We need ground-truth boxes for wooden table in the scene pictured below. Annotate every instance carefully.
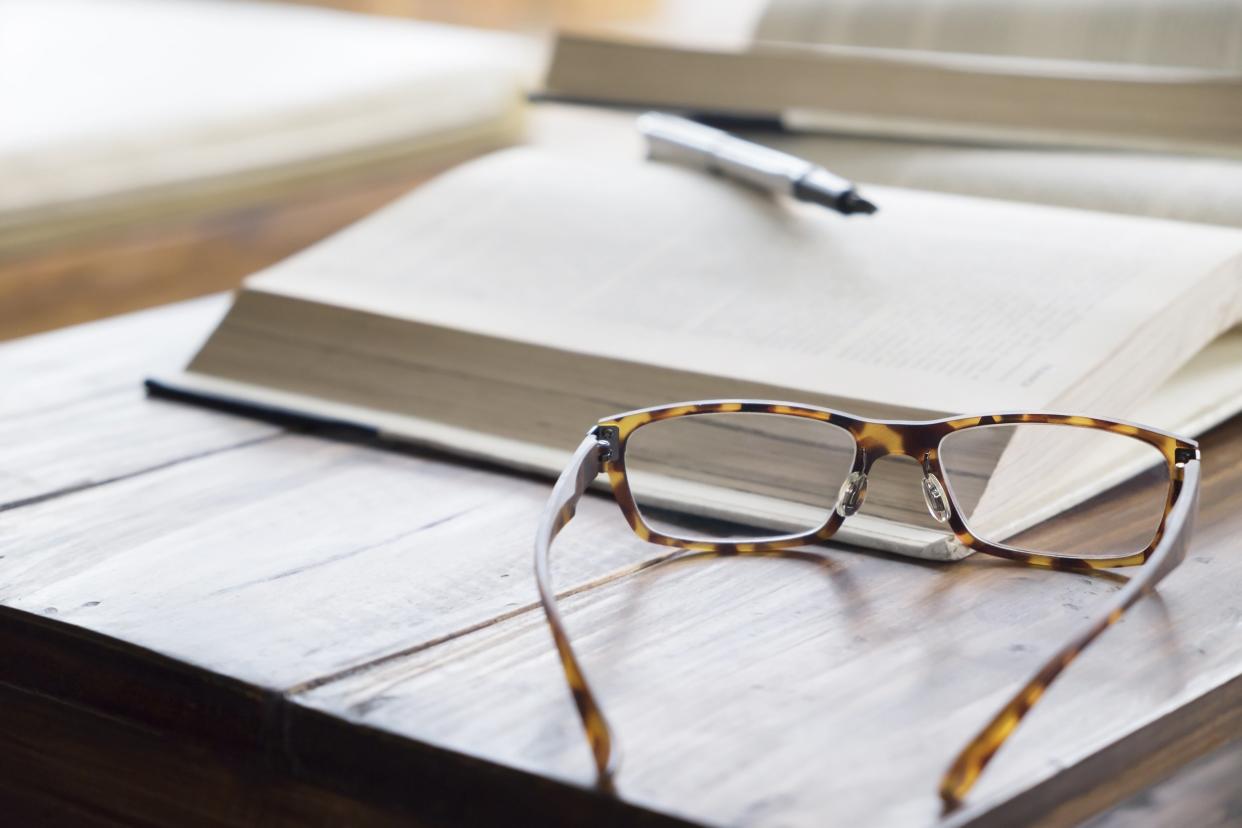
[3,297,1242,827]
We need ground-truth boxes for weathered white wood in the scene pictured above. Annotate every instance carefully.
[295,419,1242,828]
[0,296,279,508]
[0,430,658,689]
[295,542,1234,827]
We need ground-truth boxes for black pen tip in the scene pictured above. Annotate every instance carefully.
[792,178,878,216]
[839,191,878,215]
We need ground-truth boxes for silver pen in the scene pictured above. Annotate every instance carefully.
[637,112,877,216]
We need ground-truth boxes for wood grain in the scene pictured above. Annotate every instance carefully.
[2,301,1242,826]
[0,296,677,689]
[0,613,694,828]
[297,415,1242,827]
[1081,735,1242,828]
[0,173,423,341]
[0,297,280,509]
[0,429,660,689]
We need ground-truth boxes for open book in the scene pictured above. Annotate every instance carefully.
[545,0,1242,235]
[155,146,1242,560]
[546,0,1242,158]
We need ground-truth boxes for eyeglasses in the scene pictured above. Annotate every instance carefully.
[534,400,1200,810]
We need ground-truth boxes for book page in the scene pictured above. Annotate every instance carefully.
[532,103,1242,231]
[756,0,1242,70]
[747,132,1242,230]
[545,34,1242,158]
[246,148,1242,417]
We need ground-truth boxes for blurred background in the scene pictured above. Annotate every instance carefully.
[1,0,749,341]
[5,0,1240,340]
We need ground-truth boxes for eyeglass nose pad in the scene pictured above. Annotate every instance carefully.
[835,470,868,517]
[922,473,952,523]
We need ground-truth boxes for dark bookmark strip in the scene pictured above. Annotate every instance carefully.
[145,378,380,442]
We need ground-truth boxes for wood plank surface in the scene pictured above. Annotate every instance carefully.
[0,172,426,342]
[0,611,695,828]
[0,428,662,688]
[299,417,1242,827]
[1081,734,1242,828]
[0,297,279,509]
[3,301,1242,827]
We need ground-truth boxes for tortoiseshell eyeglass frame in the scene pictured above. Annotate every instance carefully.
[534,400,1200,812]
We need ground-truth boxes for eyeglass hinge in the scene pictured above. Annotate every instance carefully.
[590,425,620,462]
[1174,447,1198,465]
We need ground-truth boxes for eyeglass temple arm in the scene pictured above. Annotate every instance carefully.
[939,458,1201,812]
[534,433,618,786]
